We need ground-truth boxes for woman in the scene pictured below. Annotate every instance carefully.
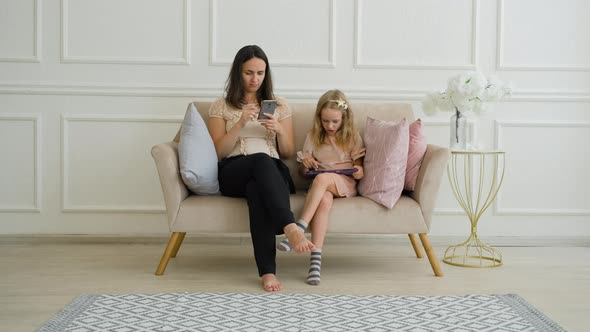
[208,45,315,292]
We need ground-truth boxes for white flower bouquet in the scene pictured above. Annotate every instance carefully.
[422,71,512,151]
[422,71,513,115]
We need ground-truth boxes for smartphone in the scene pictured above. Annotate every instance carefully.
[258,100,277,119]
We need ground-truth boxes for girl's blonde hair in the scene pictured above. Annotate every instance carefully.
[311,89,358,148]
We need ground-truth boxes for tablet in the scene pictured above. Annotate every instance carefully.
[305,168,357,179]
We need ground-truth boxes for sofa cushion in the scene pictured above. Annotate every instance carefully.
[178,103,220,195]
[405,119,427,191]
[358,117,409,209]
[172,194,427,234]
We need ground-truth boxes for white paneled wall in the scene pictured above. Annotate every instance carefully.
[62,0,190,64]
[498,0,590,71]
[211,0,334,67]
[61,114,181,212]
[0,0,589,237]
[0,115,41,212]
[0,0,40,62]
[355,0,477,69]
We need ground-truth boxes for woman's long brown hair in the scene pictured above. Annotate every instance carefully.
[224,45,274,109]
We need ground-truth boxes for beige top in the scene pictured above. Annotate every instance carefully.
[297,132,366,197]
[297,132,366,170]
[208,97,291,158]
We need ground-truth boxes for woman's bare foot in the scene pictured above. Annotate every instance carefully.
[284,223,315,253]
[261,274,282,292]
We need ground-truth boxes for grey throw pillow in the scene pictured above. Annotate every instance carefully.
[178,103,220,195]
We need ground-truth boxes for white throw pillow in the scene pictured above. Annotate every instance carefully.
[178,103,220,195]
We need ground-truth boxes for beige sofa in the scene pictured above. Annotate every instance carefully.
[151,102,449,277]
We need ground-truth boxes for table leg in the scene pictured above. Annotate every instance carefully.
[443,152,505,268]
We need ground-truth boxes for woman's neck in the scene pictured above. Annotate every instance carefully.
[242,93,258,105]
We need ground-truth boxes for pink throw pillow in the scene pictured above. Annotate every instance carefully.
[404,119,427,191]
[358,117,409,209]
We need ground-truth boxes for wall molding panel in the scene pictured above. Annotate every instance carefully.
[61,114,182,213]
[0,82,223,98]
[496,0,590,71]
[494,120,590,216]
[2,82,590,102]
[209,0,335,68]
[0,114,42,212]
[61,0,191,65]
[0,0,41,63]
[354,0,478,70]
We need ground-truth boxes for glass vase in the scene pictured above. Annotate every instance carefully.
[449,109,468,151]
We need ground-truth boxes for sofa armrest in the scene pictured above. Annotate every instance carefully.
[151,142,189,227]
[409,144,450,230]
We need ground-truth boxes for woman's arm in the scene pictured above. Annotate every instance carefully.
[276,117,295,158]
[209,103,258,160]
[208,117,241,160]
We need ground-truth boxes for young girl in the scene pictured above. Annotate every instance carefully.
[278,89,365,285]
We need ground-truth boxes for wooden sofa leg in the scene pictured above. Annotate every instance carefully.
[418,233,444,277]
[171,232,186,258]
[155,232,181,276]
[408,234,424,258]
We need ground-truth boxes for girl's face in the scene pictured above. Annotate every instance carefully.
[241,57,266,94]
[320,107,343,136]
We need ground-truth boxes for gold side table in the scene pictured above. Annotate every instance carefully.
[443,151,506,268]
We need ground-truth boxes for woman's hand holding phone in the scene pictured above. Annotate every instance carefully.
[259,113,283,135]
[258,100,277,120]
[258,100,282,134]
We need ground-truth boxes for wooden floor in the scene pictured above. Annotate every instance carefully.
[1,237,589,331]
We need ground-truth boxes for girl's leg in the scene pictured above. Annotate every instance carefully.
[309,192,334,248]
[306,192,333,286]
[278,174,338,252]
[300,173,339,223]
[307,249,322,286]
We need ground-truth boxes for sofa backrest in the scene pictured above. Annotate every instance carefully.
[182,101,415,190]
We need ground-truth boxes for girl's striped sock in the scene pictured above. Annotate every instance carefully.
[306,249,322,286]
[277,220,307,252]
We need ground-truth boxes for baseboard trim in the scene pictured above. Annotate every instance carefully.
[0,234,588,247]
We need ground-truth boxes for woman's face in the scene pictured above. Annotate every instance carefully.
[241,57,266,94]
[320,107,343,136]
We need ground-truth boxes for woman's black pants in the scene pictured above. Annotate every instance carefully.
[218,153,294,276]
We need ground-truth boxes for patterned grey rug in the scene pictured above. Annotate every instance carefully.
[38,292,565,332]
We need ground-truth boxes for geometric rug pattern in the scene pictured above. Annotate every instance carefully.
[38,292,566,332]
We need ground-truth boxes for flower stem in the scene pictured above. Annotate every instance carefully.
[455,107,460,143]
